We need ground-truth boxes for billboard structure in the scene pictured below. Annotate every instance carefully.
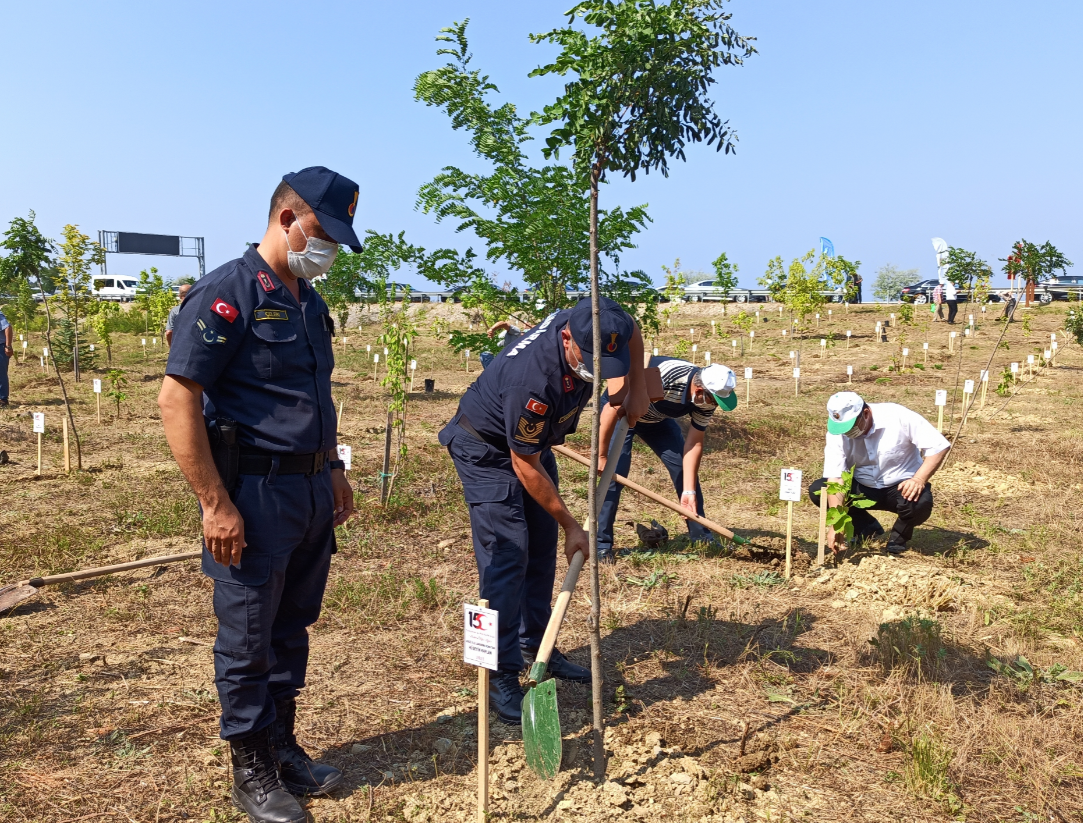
[98,231,206,279]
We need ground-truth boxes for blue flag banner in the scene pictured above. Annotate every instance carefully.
[820,237,834,258]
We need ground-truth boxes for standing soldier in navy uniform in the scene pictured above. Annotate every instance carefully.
[159,167,359,823]
[595,358,738,561]
[440,297,649,723]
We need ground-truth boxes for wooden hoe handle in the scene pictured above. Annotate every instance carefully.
[528,418,629,685]
[21,551,202,588]
[551,444,739,541]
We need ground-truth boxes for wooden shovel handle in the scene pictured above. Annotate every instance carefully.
[533,418,629,670]
[551,444,737,541]
[22,551,202,588]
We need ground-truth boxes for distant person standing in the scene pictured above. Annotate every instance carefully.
[853,271,863,303]
[0,309,11,407]
[942,278,958,324]
[164,283,193,346]
[932,283,944,321]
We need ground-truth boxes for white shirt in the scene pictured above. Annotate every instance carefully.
[941,279,957,300]
[823,402,949,489]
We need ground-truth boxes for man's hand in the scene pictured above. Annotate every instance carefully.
[331,468,355,526]
[898,476,925,502]
[680,490,697,517]
[617,385,650,427]
[203,498,246,566]
[564,523,589,564]
[825,525,846,553]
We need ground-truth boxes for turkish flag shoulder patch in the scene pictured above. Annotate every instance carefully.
[525,398,549,416]
[210,298,239,323]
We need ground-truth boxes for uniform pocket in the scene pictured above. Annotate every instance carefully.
[463,482,510,504]
[251,322,299,379]
[449,432,491,466]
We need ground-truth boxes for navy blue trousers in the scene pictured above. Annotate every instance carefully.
[202,467,335,740]
[0,349,8,402]
[440,421,558,674]
[597,418,712,554]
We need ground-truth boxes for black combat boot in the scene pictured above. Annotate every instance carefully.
[489,670,526,725]
[272,698,344,797]
[521,647,592,684]
[230,728,306,823]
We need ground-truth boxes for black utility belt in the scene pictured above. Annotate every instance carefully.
[238,450,334,476]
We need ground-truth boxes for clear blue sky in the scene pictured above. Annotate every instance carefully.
[2,1,1079,289]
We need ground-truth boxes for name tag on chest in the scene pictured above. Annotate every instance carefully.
[254,309,289,321]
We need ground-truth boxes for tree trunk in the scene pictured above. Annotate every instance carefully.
[73,312,81,382]
[37,291,82,469]
[587,159,606,781]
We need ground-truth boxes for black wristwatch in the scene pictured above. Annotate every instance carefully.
[329,459,346,471]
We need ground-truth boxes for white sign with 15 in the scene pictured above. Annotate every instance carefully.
[778,468,803,502]
[463,604,499,671]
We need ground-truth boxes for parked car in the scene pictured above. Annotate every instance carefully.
[92,275,138,302]
[898,279,941,303]
[682,278,730,302]
[1045,275,1083,301]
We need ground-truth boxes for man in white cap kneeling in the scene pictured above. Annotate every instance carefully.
[810,392,950,554]
[596,360,738,560]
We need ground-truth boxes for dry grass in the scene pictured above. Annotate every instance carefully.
[2,301,1083,821]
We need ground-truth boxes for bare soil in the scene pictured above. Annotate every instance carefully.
[3,300,1083,822]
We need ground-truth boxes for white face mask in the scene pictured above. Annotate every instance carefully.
[569,345,594,382]
[284,219,338,280]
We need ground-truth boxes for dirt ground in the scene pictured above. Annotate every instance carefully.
[2,299,1083,822]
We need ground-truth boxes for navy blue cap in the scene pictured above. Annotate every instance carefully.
[567,296,634,379]
[281,166,363,253]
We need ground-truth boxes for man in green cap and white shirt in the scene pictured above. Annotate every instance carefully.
[809,391,950,554]
[596,361,738,560]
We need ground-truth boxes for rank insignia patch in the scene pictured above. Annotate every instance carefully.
[211,298,238,322]
[525,398,549,415]
[562,374,575,393]
[257,271,275,292]
[515,416,545,444]
[196,318,228,345]
[254,309,288,321]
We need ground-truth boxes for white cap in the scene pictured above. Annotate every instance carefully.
[699,364,738,411]
[826,391,865,434]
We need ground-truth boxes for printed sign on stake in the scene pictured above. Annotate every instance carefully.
[336,444,353,470]
[463,603,499,671]
[744,367,752,379]
[935,390,947,406]
[964,379,975,393]
[779,468,803,502]
[33,412,45,433]
[1011,362,1019,373]
[93,379,102,394]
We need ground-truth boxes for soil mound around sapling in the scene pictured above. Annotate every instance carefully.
[796,553,1011,620]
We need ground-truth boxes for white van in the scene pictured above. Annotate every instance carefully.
[91,275,138,302]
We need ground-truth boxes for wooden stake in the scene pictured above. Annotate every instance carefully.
[37,432,42,476]
[477,597,490,823]
[793,366,800,396]
[380,407,393,505]
[96,392,101,425]
[937,405,944,433]
[337,400,345,431]
[923,342,928,365]
[745,367,751,405]
[980,372,988,408]
[63,416,70,474]
[784,499,794,580]
[816,483,828,567]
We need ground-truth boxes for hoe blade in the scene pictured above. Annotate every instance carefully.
[522,678,561,779]
[0,584,38,613]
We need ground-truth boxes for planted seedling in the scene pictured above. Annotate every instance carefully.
[825,469,876,549]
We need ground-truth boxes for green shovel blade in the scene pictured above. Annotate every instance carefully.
[522,679,562,779]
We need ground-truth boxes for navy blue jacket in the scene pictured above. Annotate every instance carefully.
[166,246,337,454]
